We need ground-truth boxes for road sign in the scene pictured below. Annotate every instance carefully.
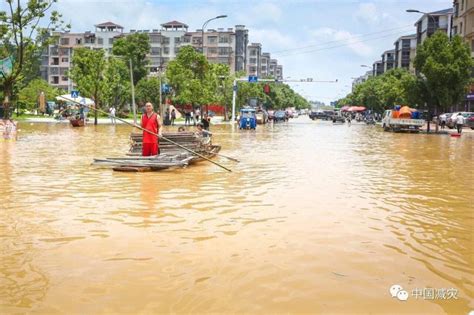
[71,90,79,98]
[161,84,170,93]
[248,75,258,83]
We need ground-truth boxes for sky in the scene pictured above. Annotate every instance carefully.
[6,0,453,104]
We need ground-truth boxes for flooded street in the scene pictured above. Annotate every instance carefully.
[1,117,473,314]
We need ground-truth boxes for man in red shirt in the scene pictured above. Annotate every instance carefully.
[141,102,161,156]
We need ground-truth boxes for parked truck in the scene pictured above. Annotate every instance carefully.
[382,109,424,132]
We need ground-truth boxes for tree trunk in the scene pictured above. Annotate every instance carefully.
[94,94,98,125]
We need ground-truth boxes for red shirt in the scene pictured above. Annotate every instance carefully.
[141,112,159,144]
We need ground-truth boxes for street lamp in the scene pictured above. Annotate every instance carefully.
[360,64,371,68]
[406,9,437,32]
[201,15,227,54]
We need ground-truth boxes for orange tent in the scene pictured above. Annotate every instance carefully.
[398,106,412,119]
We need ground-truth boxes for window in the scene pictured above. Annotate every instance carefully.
[219,36,229,43]
[249,58,257,64]
[183,36,191,43]
[150,47,161,55]
[208,47,217,54]
[460,22,463,35]
[402,39,411,49]
[60,67,68,75]
[161,37,170,44]
[108,38,114,45]
[163,47,169,55]
[59,48,69,55]
[174,47,180,54]
[76,38,82,45]
[51,58,59,65]
[61,57,69,63]
[471,40,474,52]
[250,50,257,56]
[149,35,161,43]
[461,0,465,10]
[51,76,59,84]
[61,76,68,82]
[174,37,181,44]
[98,37,103,45]
[219,47,230,55]
[60,38,70,45]
[207,36,217,44]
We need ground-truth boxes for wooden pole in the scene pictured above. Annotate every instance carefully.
[64,97,233,172]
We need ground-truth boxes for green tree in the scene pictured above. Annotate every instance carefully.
[103,58,130,111]
[112,33,150,85]
[414,31,473,114]
[136,77,161,110]
[0,0,69,119]
[69,48,106,125]
[166,46,209,106]
[18,78,62,110]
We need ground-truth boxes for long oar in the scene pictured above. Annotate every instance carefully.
[65,99,232,172]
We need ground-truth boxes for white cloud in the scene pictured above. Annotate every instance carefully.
[236,2,282,25]
[250,29,294,51]
[310,27,373,57]
[353,3,379,25]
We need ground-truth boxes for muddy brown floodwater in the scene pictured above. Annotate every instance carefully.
[0,117,473,314]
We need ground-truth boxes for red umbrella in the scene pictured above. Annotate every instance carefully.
[340,106,350,112]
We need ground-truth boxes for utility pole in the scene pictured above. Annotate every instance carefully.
[129,58,137,125]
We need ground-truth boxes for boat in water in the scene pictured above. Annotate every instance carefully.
[92,132,221,172]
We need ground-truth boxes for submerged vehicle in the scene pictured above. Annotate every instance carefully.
[239,108,257,130]
[274,110,287,122]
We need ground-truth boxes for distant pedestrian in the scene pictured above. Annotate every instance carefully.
[440,114,447,129]
[109,106,116,125]
[455,113,465,134]
[164,108,171,126]
[185,110,191,126]
[201,114,210,130]
[194,107,200,126]
[171,109,176,126]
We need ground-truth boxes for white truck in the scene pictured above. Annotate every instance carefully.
[382,109,424,132]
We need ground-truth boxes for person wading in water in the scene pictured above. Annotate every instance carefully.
[141,102,162,156]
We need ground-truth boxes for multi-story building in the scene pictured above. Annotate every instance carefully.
[276,65,283,80]
[381,49,395,72]
[394,34,417,72]
[352,70,373,91]
[130,21,188,72]
[415,8,453,44]
[372,60,384,76]
[453,0,474,57]
[453,0,474,111]
[234,25,249,73]
[269,59,278,77]
[260,52,270,77]
[247,43,261,76]
[40,21,280,90]
[184,26,236,72]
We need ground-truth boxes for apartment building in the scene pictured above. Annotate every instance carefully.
[394,34,417,72]
[247,43,262,76]
[276,65,283,80]
[130,21,188,72]
[184,26,237,72]
[415,8,453,44]
[453,0,474,111]
[234,25,249,73]
[453,0,474,58]
[372,60,384,76]
[352,70,373,91]
[268,59,278,77]
[260,52,271,77]
[381,49,395,72]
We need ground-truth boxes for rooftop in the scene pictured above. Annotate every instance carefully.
[95,21,124,29]
[161,20,189,28]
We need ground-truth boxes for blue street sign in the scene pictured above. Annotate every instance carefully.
[248,75,258,83]
[71,90,79,98]
[233,85,238,92]
[161,84,170,93]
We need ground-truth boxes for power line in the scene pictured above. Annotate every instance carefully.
[272,24,414,54]
[275,29,413,57]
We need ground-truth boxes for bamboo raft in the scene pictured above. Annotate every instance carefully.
[92,132,221,172]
